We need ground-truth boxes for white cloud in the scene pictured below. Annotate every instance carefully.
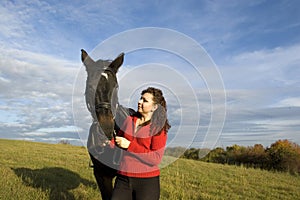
[0,1,32,38]
[21,131,48,137]
[220,44,300,90]
[0,46,79,99]
[37,126,78,134]
[0,45,81,142]
[274,97,300,107]
[0,76,11,83]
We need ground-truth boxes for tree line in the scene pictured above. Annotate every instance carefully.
[165,139,300,175]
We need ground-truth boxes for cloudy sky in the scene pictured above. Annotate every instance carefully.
[1,0,299,149]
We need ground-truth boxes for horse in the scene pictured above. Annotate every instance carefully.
[81,49,134,200]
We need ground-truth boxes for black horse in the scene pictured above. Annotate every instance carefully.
[81,49,134,200]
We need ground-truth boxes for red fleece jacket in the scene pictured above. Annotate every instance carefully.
[116,116,167,178]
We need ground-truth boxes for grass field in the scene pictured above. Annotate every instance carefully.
[0,139,300,200]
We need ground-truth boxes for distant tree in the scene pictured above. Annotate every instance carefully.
[226,144,247,165]
[244,144,269,168]
[183,148,200,160]
[179,139,300,175]
[267,139,300,174]
[58,140,71,145]
[165,147,187,158]
[198,148,211,160]
[201,147,227,164]
[239,144,268,168]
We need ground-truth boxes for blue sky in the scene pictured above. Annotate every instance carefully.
[0,0,300,149]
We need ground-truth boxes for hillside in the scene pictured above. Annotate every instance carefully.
[0,139,300,200]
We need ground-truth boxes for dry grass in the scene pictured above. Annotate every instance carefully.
[1,139,300,200]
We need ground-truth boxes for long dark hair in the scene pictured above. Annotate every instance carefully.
[141,87,171,135]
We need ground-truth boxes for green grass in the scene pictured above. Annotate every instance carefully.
[1,139,300,200]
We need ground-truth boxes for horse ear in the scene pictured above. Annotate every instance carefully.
[109,53,124,73]
[81,49,95,65]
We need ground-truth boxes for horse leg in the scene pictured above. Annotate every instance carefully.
[90,153,116,200]
[93,170,113,200]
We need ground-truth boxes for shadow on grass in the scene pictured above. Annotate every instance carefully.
[13,167,97,200]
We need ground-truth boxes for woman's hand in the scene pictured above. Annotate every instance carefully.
[115,136,131,149]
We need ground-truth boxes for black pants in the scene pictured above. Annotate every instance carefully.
[111,175,160,200]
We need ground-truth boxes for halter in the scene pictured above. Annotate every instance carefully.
[95,102,111,110]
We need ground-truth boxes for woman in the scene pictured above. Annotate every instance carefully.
[111,87,171,200]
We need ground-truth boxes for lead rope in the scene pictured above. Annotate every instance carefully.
[113,129,122,165]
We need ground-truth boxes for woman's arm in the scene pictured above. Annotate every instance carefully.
[127,132,167,166]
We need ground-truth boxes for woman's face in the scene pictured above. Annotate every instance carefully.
[137,92,156,116]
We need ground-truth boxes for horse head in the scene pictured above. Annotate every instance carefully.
[81,49,124,141]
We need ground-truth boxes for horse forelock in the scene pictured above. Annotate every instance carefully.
[101,72,108,80]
